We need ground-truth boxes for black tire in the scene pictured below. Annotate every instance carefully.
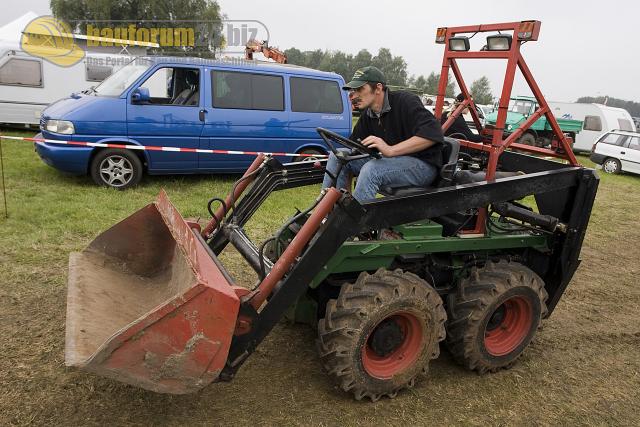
[518,132,537,146]
[445,260,548,373]
[317,268,446,401]
[602,157,621,174]
[90,149,143,189]
[293,148,324,163]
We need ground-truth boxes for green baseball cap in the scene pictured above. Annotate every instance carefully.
[342,66,386,90]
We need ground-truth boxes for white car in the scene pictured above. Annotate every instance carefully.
[590,130,640,175]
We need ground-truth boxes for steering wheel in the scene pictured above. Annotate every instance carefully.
[316,127,381,159]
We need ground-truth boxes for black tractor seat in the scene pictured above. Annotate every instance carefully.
[379,137,522,197]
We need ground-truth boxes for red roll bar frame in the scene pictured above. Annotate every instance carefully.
[433,20,579,234]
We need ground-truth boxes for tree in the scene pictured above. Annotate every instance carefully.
[351,49,373,72]
[303,49,325,70]
[284,47,305,66]
[470,76,493,104]
[421,71,456,97]
[284,47,412,88]
[371,48,407,86]
[50,0,225,57]
[413,75,427,92]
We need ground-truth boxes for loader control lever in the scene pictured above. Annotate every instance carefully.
[316,127,382,159]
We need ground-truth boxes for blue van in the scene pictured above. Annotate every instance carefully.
[35,57,351,188]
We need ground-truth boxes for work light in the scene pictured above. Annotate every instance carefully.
[486,34,512,51]
[448,36,470,51]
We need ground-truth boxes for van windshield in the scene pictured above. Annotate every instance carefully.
[93,58,153,97]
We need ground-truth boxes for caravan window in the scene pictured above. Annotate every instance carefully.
[86,62,113,82]
[583,115,602,131]
[618,119,633,131]
[0,58,42,87]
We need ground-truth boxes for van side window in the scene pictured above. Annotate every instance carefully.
[212,71,284,111]
[290,77,343,114]
[627,137,640,151]
[583,115,602,131]
[618,119,633,131]
[138,67,200,106]
[0,58,42,87]
[86,62,113,82]
[600,133,628,146]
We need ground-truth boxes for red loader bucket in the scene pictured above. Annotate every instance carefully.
[65,190,240,394]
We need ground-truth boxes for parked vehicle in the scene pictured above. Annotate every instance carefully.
[485,95,583,147]
[0,40,132,127]
[35,56,351,188]
[590,129,640,175]
[548,102,636,152]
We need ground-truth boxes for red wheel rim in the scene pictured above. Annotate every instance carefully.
[484,296,533,356]
[362,312,424,379]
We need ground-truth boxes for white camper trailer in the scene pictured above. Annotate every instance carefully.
[0,12,153,127]
[548,102,636,152]
[0,41,135,126]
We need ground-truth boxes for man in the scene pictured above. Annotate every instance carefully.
[440,93,483,142]
[321,66,445,202]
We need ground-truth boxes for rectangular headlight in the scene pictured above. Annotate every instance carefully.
[45,119,75,135]
[449,36,470,51]
[486,35,512,51]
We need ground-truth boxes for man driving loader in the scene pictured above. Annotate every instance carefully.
[321,66,445,201]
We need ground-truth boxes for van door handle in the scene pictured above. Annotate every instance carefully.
[621,151,626,155]
[199,109,207,122]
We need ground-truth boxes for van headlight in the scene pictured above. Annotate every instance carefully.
[45,119,75,135]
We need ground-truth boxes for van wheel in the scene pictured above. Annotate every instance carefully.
[294,148,324,163]
[602,158,621,174]
[90,149,143,189]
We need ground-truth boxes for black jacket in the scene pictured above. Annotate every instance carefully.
[350,90,445,168]
[440,111,483,142]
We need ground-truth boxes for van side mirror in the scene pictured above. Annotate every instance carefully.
[131,87,150,104]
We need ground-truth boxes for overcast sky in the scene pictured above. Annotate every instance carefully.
[4,0,639,102]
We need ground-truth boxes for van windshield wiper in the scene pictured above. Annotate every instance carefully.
[82,86,97,95]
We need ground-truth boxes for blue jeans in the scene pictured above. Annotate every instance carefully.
[321,149,438,202]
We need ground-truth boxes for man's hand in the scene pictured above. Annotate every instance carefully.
[362,135,436,158]
[362,136,395,157]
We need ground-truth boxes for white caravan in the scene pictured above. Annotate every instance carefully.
[548,102,636,153]
[0,12,154,127]
[0,40,135,126]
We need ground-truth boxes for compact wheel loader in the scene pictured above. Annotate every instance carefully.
[64,20,599,401]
